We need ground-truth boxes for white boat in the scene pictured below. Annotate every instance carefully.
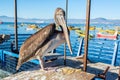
[26,24,39,31]
[96,31,118,40]
[35,21,44,23]
[26,27,34,31]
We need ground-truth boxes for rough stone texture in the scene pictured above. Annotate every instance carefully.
[86,63,119,80]
[2,55,120,80]
[3,67,95,80]
[0,69,11,80]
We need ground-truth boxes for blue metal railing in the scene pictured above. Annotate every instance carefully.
[0,34,39,73]
[0,34,120,73]
[0,33,77,73]
[77,38,120,66]
[0,50,39,73]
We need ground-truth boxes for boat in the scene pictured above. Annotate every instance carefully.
[26,24,41,31]
[96,31,118,40]
[26,27,34,31]
[35,21,44,24]
[75,30,94,39]
[75,30,84,33]
[68,26,81,31]
[20,23,26,27]
[105,29,115,34]
[89,26,96,30]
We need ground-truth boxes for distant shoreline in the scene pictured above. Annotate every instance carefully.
[1,16,120,24]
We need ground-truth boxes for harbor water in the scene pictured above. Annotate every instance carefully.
[0,22,120,79]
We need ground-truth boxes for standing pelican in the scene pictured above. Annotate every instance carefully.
[16,8,72,70]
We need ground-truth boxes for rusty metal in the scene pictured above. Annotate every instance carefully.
[64,43,66,65]
[14,0,18,53]
[83,0,91,71]
[96,66,110,79]
[66,0,68,21]
[64,0,68,65]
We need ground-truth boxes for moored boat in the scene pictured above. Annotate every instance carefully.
[75,30,94,39]
[96,31,118,40]
[68,26,81,31]
[26,24,41,31]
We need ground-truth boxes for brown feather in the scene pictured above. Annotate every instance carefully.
[16,8,72,70]
[17,23,56,66]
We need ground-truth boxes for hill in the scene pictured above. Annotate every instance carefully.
[0,16,120,24]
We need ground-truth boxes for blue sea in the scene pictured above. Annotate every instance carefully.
[0,22,120,65]
[0,22,120,36]
[1,22,120,79]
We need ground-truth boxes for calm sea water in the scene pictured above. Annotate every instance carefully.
[0,22,120,79]
[0,22,120,35]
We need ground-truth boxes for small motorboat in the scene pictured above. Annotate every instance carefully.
[96,31,117,40]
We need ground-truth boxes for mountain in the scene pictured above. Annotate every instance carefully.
[0,16,120,24]
[90,17,120,24]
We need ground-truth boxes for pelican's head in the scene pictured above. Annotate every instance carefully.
[54,8,72,54]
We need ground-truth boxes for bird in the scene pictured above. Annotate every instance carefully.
[16,8,73,71]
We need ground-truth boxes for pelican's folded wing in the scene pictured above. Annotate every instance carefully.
[19,23,55,62]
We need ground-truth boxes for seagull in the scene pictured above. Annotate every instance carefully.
[16,8,72,70]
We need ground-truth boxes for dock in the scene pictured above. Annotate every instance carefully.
[2,55,119,80]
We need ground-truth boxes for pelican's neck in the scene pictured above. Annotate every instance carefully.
[59,25,70,35]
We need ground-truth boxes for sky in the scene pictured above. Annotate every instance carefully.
[0,0,120,19]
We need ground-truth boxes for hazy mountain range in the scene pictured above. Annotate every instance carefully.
[0,15,120,24]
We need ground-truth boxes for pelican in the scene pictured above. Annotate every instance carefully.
[16,8,72,70]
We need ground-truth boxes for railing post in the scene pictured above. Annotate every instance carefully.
[14,0,18,53]
[51,49,56,54]
[1,50,5,68]
[77,37,84,56]
[111,41,118,66]
[83,0,91,72]
[0,50,2,61]
[64,0,68,66]
[0,50,3,68]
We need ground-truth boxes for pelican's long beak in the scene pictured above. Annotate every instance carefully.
[56,15,73,54]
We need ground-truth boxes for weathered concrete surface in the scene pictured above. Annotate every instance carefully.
[2,55,120,80]
[3,67,95,80]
